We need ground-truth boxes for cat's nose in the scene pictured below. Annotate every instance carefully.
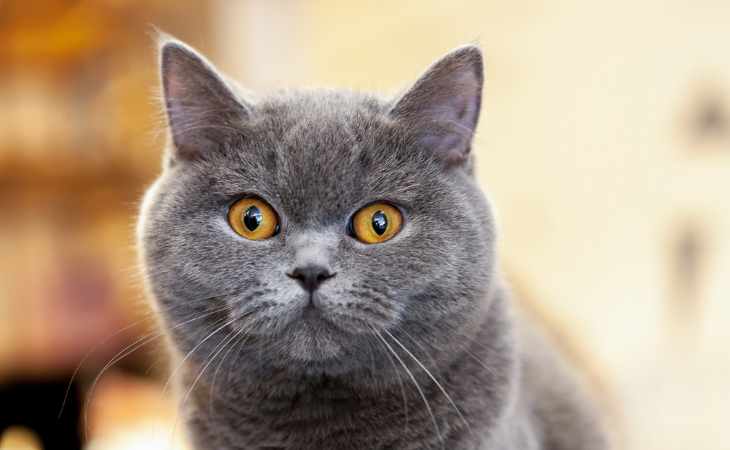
[287,265,335,293]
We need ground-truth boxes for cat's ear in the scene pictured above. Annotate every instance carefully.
[159,38,250,163]
[389,44,483,168]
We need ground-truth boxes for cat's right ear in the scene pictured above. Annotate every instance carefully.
[389,44,483,169]
[159,38,250,163]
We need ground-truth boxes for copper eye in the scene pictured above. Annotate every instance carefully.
[228,198,278,239]
[351,203,403,243]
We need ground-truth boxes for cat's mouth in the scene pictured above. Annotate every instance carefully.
[227,290,397,362]
[300,291,325,320]
[227,292,348,337]
[289,295,358,339]
[225,277,401,348]
[301,304,321,319]
[267,296,352,361]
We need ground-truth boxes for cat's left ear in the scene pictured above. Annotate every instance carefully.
[389,44,483,169]
[160,37,251,163]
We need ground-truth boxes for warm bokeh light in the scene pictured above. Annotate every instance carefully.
[0,426,43,450]
[1,1,729,449]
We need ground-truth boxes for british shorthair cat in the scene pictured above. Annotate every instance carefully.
[137,36,608,450]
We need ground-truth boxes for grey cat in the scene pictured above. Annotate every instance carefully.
[137,37,608,450]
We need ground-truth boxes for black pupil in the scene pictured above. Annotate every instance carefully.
[372,211,388,236]
[243,206,262,232]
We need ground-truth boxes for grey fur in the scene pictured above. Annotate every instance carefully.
[138,38,608,450]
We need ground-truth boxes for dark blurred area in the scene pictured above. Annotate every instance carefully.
[0,0,211,447]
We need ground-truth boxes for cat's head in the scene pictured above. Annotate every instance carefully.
[139,38,496,370]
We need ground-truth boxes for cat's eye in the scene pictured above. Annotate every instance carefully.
[350,203,403,243]
[228,198,279,240]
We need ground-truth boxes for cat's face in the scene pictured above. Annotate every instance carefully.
[139,40,495,369]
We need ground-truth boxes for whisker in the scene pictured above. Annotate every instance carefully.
[370,331,409,439]
[154,304,262,447]
[210,332,247,440]
[396,325,446,386]
[364,333,377,379]
[383,329,475,442]
[84,304,228,440]
[171,329,240,450]
[60,302,184,418]
[92,305,227,384]
[410,318,506,380]
[152,315,229,447]
[460,334,509,361]
[144,311,234,377]
[408,318,527,427]
[374,330,444,450]
[412,321,505,381]
[227,333,248,388]
[152,307,256,445]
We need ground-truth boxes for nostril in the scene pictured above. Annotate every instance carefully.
[288,266,335,293]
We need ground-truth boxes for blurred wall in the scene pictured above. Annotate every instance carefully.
[0,0,212,380]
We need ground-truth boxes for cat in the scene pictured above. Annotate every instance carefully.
[137,36,609,450]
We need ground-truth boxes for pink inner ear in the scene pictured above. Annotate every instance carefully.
[160,42,249,162]
[163,91,207,161]
[389,46,483,167]
[406,75,481,166]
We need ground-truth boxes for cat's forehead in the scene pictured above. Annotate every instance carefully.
[211,88,429,223]
[253,88,389,141]
[251,88,392,168]
[256,88,387,114]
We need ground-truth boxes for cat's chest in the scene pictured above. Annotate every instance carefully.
[188,374,478,450]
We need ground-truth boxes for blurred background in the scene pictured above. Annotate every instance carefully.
[1,0,729,449]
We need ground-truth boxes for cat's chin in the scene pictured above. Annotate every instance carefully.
[278,319,345,362]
